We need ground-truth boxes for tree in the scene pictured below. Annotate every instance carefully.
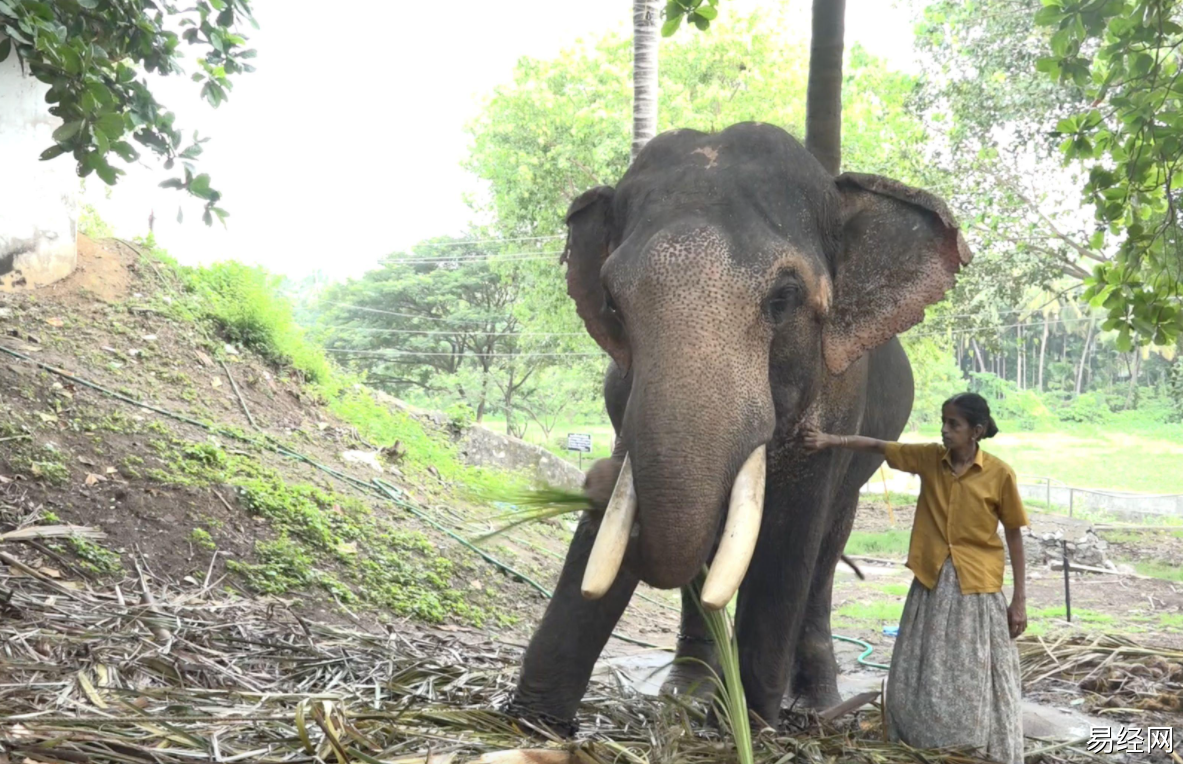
[1034,0,1183,349]
[805,0,846,174]
[315,235,565,431]
[0,0,256,223]
[633,0,660,160]
[912,0,1096,296]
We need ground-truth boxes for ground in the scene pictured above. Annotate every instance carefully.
[0,237,678,643]
[2,238,1181,762]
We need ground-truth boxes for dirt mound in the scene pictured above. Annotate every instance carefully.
[0,240,678,644]
[30,234,137,305]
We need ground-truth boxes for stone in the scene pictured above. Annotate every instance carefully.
[341,450,384,473]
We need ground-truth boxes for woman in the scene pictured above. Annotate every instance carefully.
[803,392,1027,764]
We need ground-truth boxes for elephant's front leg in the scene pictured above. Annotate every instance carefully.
[659,579,721,700]
[789,489,861,709]
[734,483,833,725]
[508,510,638,735]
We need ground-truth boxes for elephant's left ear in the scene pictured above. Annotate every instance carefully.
[822,172,973,375]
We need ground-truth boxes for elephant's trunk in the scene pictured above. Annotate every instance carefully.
[582,350,774,600]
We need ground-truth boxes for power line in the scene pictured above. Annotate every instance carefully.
[402,234,564,248]
[381,250,563,264]
[326,348,604,359]
[322,303,501,325]
[325,326,587,337]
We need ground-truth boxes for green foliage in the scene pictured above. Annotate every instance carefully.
[968,372,1056,431]
[146,433,499,625]
[1034,0,1183,348]
[661,0,721,36]
[1057,391,1111,424]
[189,528,216,551]
[901,335,967,429]
[181,260,333,383]
[326,386,527,497]
[879,582,912,597]
[66,537,122,575]
[313,237,562,428]
[78,203,113,239]
[1170,358,1183,422]
[0,0,254,222]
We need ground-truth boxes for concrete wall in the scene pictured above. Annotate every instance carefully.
[460,425,587,491]
[0,56,78,291]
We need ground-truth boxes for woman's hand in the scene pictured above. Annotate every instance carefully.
[802,426,836,452]
[1007,596,1027,639]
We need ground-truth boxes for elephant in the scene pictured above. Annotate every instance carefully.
[505,121,972,733]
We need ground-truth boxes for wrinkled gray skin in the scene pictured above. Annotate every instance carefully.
[507,122,971,731]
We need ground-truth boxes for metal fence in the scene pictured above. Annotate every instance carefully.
[858,468,1183,521]
[1015,476,1183,520]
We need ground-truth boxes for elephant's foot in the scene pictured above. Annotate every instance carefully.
[502,694,579,739]
[785,636,842,711]
[660,636,720,701]
[783,678,842,711]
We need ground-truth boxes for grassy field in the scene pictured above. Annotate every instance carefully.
[902,421,1183,494]
[485,416,1183,495]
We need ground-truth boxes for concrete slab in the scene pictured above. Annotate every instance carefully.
[594,650,1127,742]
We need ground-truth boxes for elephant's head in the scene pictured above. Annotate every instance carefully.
[564,122,970,604]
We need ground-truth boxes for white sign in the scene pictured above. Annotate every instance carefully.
[566,433,592,453]
[1087,725,1173,754]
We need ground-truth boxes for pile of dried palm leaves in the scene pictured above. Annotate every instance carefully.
[0,529,1157,764]
[0,539,1001,764]
[1019,633,1183,718]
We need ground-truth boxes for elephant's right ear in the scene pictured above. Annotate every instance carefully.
[562,186,630,372]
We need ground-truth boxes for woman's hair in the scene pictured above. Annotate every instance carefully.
[943,392,1000,439]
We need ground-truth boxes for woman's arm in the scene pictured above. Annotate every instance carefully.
[802,426,891,455]
[1004,527,1027,639]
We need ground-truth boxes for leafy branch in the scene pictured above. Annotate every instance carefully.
[0,0,257,225]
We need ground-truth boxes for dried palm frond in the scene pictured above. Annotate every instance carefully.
[467,488,590,544]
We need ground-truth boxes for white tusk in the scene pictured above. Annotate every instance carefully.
[701,445,766,611]
[581,453,637,600]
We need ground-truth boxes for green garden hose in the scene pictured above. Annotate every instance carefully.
[831,633,890,670]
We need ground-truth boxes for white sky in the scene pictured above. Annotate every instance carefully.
[82,0,917,281]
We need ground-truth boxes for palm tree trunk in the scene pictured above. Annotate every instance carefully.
[632,0,660,161]
[1037,316,1049,391]
[805,0,846,174]
[1075,318,1095,396]
[1017,323,1024,389]
[971,338,986,374]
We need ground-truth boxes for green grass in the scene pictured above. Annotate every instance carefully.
[1133,561,1183,582]
[143,435,504,625]
[1024,606,1115,637]
[903,423,1183,493]
[1157,613,1183,630]
[879,582,912,597]
[836,600,905,623]
[843,529,911,557]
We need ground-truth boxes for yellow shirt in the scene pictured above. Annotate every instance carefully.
[884,443,1028,594]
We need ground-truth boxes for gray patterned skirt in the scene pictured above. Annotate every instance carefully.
[884,557,1023,764]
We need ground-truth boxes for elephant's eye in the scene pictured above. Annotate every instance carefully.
[604,290,622,319]
[767,283,802,324]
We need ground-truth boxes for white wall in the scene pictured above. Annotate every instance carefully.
[0,55,78,291]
